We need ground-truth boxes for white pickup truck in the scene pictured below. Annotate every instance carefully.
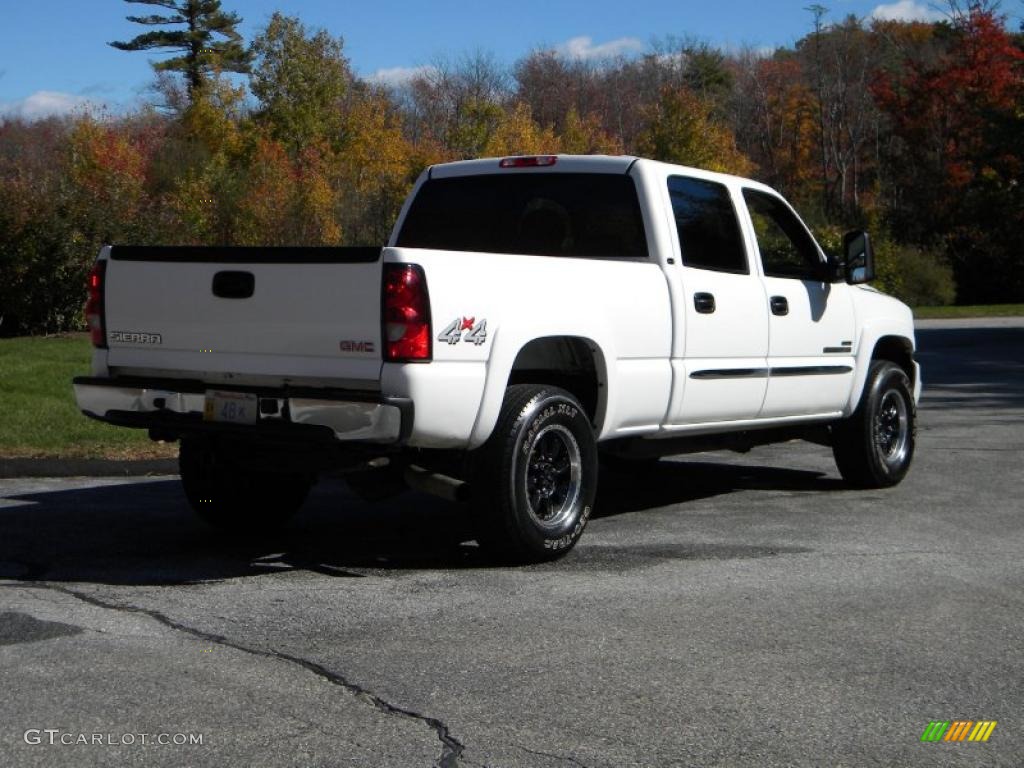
[75,154,920,561]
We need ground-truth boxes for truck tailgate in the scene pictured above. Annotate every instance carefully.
[103,246,383,384]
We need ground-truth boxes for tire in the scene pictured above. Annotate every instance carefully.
[179,438,313,532]
[473,385,598,563]
[832,360,916,488]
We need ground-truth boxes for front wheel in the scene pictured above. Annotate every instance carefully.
[473,385,598,563]
[832,361,916,488]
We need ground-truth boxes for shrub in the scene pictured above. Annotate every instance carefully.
[881,243,956,307]
[814,225,954,307]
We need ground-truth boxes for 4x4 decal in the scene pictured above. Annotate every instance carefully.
[438,317,488,346]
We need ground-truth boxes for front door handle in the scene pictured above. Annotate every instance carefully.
[694,292,716,314]
[770,296,789,316]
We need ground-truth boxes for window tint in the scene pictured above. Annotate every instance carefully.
[396,173,648,259]
[743,189,823,279]
[667,176,747,273]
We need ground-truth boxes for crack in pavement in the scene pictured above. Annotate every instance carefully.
[7,580,465,768]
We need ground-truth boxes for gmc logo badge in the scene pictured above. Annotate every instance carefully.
[339,340,375,353]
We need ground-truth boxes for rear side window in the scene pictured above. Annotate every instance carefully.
[667,175,748,274]
[396,173,648,259]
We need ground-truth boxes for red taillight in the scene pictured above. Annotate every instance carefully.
[84,260,107,349]
[499,155,557,168]
[382,263,431,362]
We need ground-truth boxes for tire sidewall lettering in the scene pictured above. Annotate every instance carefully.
[511,394,594,548]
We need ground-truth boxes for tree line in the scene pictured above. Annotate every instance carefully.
[1,0,1022,335]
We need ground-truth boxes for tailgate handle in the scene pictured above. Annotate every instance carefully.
[212,271,255,299]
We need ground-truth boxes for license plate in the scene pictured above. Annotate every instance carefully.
[203,390,258,425]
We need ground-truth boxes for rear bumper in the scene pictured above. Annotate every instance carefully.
[73,376,412,445]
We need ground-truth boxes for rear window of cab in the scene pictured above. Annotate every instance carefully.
[396,173,649,259]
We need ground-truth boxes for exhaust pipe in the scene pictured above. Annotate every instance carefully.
[403,465,469,503]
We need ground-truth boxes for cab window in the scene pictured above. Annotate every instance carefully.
[667,176,748,274]
[743,189,823,280]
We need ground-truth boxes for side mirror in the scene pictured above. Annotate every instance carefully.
[843,230,875,285]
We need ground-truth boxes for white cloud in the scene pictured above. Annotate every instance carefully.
[366,65,437,88]
[870,1,944,22]
[554,36,645,61]
[0,90,94,120]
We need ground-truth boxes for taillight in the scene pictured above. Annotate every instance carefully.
[382,263,431,362]
[499,155,557,168]
[84,260,107,349]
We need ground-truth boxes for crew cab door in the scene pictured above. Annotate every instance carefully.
[740,189,856,417]
[665,175,769,424]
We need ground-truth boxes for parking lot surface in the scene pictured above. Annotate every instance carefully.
[1,319,1022,767]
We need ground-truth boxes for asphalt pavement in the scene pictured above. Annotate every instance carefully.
[1,318,1022,767]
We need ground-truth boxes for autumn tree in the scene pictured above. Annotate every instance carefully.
[638,87,754,175]
[249,13,353,153]
[795,15,881,216]
[732,51,817,197]
[406,52,510,157]
[558,107,622,155]
[110,0,250,102]
[336,91,417,244]
[482,102,558,157]
[870,4,1024,300]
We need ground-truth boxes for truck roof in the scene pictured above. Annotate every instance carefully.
[426,154,776,195]
[428,154,638,178]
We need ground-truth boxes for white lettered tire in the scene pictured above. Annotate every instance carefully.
[474,385,598,562]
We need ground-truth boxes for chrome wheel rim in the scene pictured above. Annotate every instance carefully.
[524,424,582,530]
[874,389,909,467]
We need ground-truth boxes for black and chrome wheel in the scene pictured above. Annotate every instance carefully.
[832,360,916,488]
[474,385,598,562]
[179,438,314,532]
[525,423,583,530]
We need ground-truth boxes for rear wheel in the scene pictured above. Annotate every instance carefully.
[832,361,916,488]
[474,385,598,563]
[179,438,313,532]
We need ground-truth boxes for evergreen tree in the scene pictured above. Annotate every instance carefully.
[110,0,251,101]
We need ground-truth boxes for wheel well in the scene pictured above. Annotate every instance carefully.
[872,336,915,386]
[507,337,603,427]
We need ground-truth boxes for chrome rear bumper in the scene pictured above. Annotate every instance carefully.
[73,377,409,444]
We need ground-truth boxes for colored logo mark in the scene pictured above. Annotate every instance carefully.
[920,720,997,742]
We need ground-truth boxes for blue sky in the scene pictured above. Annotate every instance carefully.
[0,0,955,118]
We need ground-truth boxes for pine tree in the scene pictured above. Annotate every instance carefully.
[110,0,251,101]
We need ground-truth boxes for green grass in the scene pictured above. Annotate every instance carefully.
[913,304,1024,319]
[0,334,175,459]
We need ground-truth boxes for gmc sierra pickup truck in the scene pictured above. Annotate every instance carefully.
[75,154,920,562]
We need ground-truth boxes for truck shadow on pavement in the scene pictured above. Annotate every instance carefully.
[0,460,830,585]
[595,459,842,517]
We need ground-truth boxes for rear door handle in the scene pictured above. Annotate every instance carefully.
[693,292,716,314]
[770,296,789,316]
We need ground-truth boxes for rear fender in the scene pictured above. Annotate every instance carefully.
[468,329,615,450]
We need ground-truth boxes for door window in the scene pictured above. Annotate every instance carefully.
[743,189,823,280]
[667,176,747,274]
